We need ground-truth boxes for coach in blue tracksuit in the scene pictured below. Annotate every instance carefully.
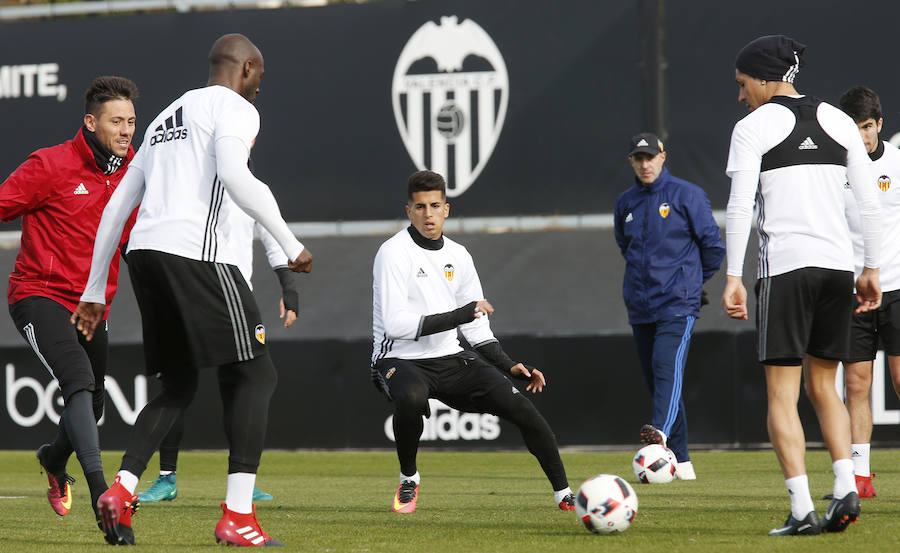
[613,133,725,480]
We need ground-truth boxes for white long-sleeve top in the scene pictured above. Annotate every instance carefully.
[372,227,495,364]
[82,85,302,304]
[724,96,880,279]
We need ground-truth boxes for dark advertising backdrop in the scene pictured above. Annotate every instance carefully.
[4,336,899,449]
[3,1,900,449]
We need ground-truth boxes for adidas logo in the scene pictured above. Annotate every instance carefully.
[636,139,649,147]
[798,136,818,150]
[416,268,427,278]
[73,183,89,195]
[234,525,266,546]
[625,213,633,223]
[150,106,188,146]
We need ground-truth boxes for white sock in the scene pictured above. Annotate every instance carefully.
[116,470,139,494]
[832,459,855,499]
[226,472,256,514]
[851,443,870,477]
[553,487,572,504]
[785,475,814,520]
[159,470,174,477]
[400,472,420,485]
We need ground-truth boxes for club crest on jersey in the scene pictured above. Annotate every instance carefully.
[443,263,455,281]
[392,15,509,198]
[659,203,670,218]
[255,324,265,344]
[878,174,891,191]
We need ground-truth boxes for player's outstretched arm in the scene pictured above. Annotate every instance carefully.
[417,299,493,338]
[474,339,546,393]
[215,136,309,271]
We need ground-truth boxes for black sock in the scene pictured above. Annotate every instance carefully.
[86,470,108,517]
[62,390,109,501]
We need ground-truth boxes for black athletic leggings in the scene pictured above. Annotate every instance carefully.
[9,296,108,471]
[383,356,569,492]
[121,354,277,477]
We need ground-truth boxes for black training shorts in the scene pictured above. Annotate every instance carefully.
[127,249,266,373]
[755,267,853,365]
[371,350,514,413]
[844,288,900,363]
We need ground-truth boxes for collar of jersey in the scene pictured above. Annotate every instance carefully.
[635,166,670,192]
[407,225,444,250]
[870,140,885,162]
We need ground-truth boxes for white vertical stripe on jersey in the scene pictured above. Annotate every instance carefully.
[202,176,225,262]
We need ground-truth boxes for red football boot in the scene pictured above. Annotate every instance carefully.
[214,502,284,546]
[36,444,73,516]
[96,476,140,545]
[558,493,576,511]
[392,480,418,514]
[856,474,876,498]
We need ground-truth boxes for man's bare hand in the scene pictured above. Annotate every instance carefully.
[856,267,882,314]
[288,248,313,273]
[279,298,298,328]
[474,299,494,318]
[722,275,748,320]
[511,363,546,393]
[70,301,105,341]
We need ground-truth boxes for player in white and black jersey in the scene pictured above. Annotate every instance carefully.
[835,86,900,499]
[136,206,299,504]
[73,34,311,547]
[371,170,575,514]
[722,35,881,536]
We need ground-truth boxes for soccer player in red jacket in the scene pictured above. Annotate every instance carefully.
[0,76,138,530]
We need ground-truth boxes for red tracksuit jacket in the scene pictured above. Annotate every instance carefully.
[0,128,136,318]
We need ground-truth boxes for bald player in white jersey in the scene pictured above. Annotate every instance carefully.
[722,35,881,536]
[371,170,575,515]
[836,86,900,499]
[137,206,300,504]
[73,33,311,546]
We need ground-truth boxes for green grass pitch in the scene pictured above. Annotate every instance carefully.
[1,449,899,552]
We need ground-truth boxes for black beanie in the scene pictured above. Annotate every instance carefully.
[735,35,806,83]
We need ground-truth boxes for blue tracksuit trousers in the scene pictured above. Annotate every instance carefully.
[631,315,695,462]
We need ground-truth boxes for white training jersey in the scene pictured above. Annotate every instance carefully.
[227,202,289,290]
[725,96,876,278]
[372,228,495,364]
[845,140,900,291]
[127,85,260,266]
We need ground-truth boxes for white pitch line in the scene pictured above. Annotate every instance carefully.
[0,496,27,499]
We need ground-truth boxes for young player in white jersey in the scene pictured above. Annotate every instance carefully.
[721,35,881,536]
[836,86,900,499]
[371,170,575,514]
[73,34,312,546]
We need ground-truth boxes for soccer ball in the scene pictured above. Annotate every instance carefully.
[632,444,677,484]
[575,474,638,534]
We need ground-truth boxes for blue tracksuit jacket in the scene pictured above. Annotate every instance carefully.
[613,167,725,324]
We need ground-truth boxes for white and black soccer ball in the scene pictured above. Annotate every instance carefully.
[436,101,465,139]
[632,444,677,484]
[575,474,638,534]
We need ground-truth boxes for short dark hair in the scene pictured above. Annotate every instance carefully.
[84,76,139,116]
[839,85,882,123]
[407,170,446,201]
